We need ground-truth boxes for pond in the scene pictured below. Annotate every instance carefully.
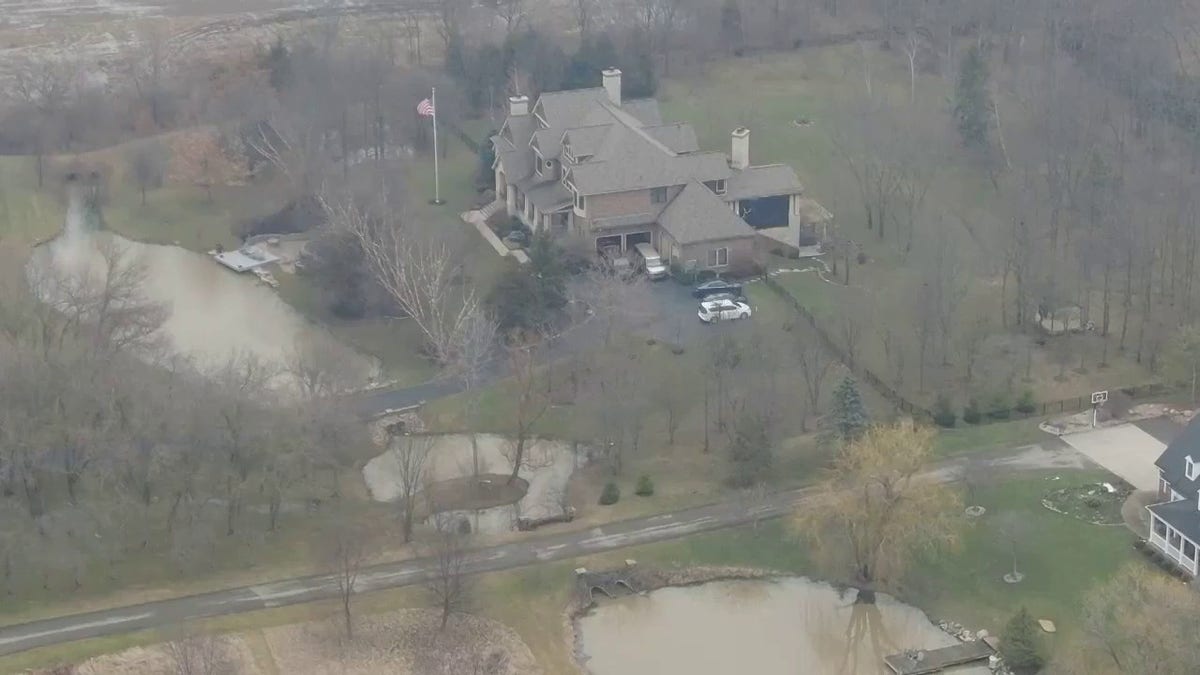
[27,186,377,391]
[363,433,582,534]
[577,578,989,675]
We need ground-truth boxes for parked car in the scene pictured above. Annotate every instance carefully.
[631,242,668,280]
[697,298,752,323]
[699,291,748,304]
[692,279,743,298]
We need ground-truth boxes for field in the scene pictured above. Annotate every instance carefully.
[659,45,1157,409]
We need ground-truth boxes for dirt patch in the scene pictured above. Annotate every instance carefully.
[427,473,528,512]
[263,609,540,675]
[1042,480,1133,525]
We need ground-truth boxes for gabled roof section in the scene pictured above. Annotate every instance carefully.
[658,181,755,244]
[1157,416,1200,499]
[562,125,611,160]
[645,123,700,154]
[725,164,805,201]
[571,142,730,195]
[531,129,561,158]
[535,88,609,128]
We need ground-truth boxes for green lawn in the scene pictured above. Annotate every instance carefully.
[103,182,282,253]
[0,157,65,245]
[932,417,1052,458]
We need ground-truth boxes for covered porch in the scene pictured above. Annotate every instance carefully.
[1146,501,1200,577]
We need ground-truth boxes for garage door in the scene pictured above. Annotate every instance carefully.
[624,231,652,248]
[596,235,622,253]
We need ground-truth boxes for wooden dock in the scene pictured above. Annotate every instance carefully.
[883,637,997,674]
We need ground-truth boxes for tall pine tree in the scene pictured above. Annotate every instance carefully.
[954,45,991,149]
[832,376,869,442]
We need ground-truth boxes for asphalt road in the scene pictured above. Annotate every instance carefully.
[0,443,1078,657]
[0,486,812,657]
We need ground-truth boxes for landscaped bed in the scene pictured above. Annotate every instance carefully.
[1041,480,1133,525]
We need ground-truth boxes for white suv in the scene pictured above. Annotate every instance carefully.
[697,299,752,323]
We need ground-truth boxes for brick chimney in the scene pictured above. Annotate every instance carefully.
[509,95,530,117]
[731,127,750,170]
[602,68,622,107]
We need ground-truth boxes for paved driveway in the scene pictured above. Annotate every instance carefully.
[1061,424,1166,491]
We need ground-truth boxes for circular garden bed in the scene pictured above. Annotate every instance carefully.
[1042,480,1133,525]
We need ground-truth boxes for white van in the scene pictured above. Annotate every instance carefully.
[632,242,668,280]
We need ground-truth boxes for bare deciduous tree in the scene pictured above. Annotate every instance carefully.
[427,513,471,630]
[330,195,479,365]
[165,632,230,675]
[324,518,370,639]
[505,331,551,485]
[126,140,170,206]
[392,433,435,543]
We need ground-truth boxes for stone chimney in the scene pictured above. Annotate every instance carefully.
[731,127,750,170]
[509,95,530,117]
[602,68,622,107]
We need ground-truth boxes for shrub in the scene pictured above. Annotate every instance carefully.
[1083,495,1103,509]
[1015,389,1037,415]
[1000,607,1045,673]
[988,391,1012,419]
[599,482,620,505]
[963,399,982,425]
[933,394,957,428]
[635,475,655,497]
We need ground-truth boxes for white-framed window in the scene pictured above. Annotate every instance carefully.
[563,142,575,164]
[708,247,729,267]
[793,195,802,215]
[575,192,586,213]
[1187,456,1198,481]
[705,179,727,195]
[534,150,544,177]
[651,187,668,204]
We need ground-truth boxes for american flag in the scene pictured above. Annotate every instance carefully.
[417,98,435,117]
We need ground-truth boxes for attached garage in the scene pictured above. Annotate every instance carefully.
[595,234,623,253]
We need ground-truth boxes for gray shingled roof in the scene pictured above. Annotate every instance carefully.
[496,148,533,183]
[536,88,609,128]
[563,125,611,158]
[645,124,700,154]
[1148,499,1200,547]
[725,164,804,200]
[571,127,731,195]
[658,182,755,244]
[531,129,562,158]
[1157,416,1200,500]
[525,181,573,210]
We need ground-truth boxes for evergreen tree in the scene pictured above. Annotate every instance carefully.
[564,34,619,90]
[832,376,869,442]
[954,45,991,149]
[728,413,773,488]
[475,133,497,191]
[999,607,1045,673]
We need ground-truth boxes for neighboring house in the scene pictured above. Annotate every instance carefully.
[1147,418,1200,577]
[491,68,827,273]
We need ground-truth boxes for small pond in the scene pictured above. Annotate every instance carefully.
[27,187,377,391]
[363,433,582,534]
[577,578,989,675]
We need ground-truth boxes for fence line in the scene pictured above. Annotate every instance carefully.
[760,275,934,421]
[761,275,1172,426]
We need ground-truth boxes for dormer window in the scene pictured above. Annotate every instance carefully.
[1188,456,1199,481]
[563,143,575,165]
[534,149,544,177]
[705,179,727,195]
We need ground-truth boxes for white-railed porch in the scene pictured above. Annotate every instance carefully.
[1148,513,1200,577]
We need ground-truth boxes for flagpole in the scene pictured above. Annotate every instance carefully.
[431,86,443,205]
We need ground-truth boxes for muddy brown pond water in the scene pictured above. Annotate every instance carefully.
[27,188,377,391]
[577,578,988,675]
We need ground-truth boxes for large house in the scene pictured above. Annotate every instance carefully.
[491,68,827,273]
[1147,418,1200,578]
